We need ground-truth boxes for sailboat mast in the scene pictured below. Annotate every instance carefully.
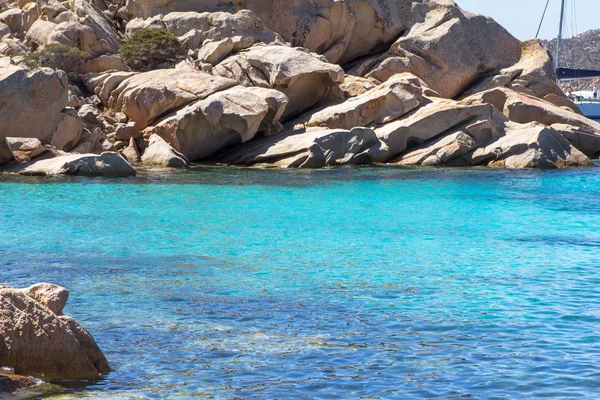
[556,0,567,73]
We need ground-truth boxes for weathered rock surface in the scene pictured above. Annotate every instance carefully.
[51,108,84,152]
[0,66,68,144]
[83,71,137,105]
[462,40,565,102]
[375,98,508,161]
[19,283,69,316]
[108,68,238,129]
[350,2,522,99]
[13,152,136,177]
[141,134,188,167]
[26,20,112,58]
[217,126,387,168]
[5,137,45,163]
[144,85,288,161]
[0,284,109,379]
[468,122,594,169]
[213,44,344,118]
[297,73,424,130]
[394,130,477,167]
[466,87,600,135]
[71,0,120,54]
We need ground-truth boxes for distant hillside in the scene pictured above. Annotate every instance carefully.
[542,29,600,91]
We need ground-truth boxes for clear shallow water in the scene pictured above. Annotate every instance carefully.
[2,166,600,399]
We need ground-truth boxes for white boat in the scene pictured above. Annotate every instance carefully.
[552,0,600,118]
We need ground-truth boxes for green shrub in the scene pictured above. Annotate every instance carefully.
[120,28,185,71]
[24,44,89,74]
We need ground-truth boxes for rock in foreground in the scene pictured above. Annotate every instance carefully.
[0,283,110,380]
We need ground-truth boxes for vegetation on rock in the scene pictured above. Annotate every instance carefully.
[119,28,185,71]
[24,44,90,74]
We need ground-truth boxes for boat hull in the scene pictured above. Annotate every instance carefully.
[575,100,600,119]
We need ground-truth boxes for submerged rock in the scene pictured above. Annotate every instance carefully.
[0,374,38,394]
[0,283,110,380]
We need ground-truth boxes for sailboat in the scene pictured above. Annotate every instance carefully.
[553,0,600,118]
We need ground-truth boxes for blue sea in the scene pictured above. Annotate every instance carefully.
[2,166,600,399]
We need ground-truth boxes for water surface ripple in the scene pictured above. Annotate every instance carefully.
[1,167,600,399]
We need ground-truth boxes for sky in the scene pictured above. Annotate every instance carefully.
[455,0,600,40]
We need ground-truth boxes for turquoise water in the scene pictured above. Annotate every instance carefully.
[2,166,600,399]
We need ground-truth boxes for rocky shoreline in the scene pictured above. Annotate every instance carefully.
[0,0,600,177]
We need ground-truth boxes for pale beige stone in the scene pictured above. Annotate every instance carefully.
[469,122,595,169]
[5,137,45,162]
[141,134,187,168]
[20,283,68,316]
[299,73,424,130]
[16,152,136,177]
[213,44,344,118]
[109,68,238,129]
[218,126,387,168]
[143,86,288,161]
[0,65,68,143]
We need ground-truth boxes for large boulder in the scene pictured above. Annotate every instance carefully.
[13,152,136,177]
[0,284,109,379]
[296,73,424,130]
[5,137,46,163]
[107,68,238,129]
[468,122,595,169]
[143,85,288,161]
[0,65,68,144]
[213,44,344,118]
[141,134,188,167]
[217,126,387,168]
[350,2,522,99]
[462,40,565,101]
